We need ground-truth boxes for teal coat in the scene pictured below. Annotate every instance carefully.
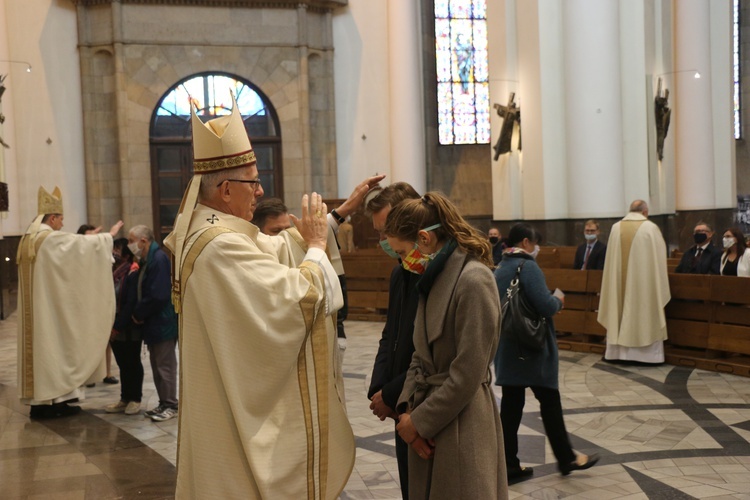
[494,254,562,389]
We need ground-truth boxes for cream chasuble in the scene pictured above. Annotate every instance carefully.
[165,205,353,500]
[598,213,670,360]
[17,223,115,403]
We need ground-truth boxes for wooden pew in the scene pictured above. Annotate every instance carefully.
[535,247,560,268]
[341,249,394,321]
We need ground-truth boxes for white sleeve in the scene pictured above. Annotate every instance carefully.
[327,213,340,233]
[304,247,344,315]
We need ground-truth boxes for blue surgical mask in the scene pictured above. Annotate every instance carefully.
[379,239,400,259]
[530,244,540,259]
[584,233,597,242]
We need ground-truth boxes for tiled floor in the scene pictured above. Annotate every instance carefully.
[2,315,750,498]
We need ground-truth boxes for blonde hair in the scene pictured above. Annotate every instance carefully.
[384,191,493,268]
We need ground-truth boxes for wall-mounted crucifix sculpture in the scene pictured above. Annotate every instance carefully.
[493,92,521,160]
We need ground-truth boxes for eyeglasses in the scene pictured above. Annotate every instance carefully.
[217,178,262,188]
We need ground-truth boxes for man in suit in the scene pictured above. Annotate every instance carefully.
[365,182,421,500]
[574,219,607,270]
[675,222,722,274]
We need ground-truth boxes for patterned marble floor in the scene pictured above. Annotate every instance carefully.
[2,315,750,498]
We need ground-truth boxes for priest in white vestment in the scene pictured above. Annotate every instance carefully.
[17,186,123,418]
[164,96,376,500]
[598,200,671,363]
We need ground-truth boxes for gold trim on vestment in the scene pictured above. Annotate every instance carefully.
[297,262,331,500]
[193,150,257,173]
[173,225,237,471]
[17,229,52,399]
[618,220,644,329]
[297,266,318,499]
[305,262,330,500]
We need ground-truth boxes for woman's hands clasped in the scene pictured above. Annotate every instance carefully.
[396,412,435,460]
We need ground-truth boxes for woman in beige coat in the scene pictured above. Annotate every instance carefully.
[384,192,508,500]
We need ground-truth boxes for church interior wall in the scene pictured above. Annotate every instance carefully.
[74,1,339,226]
[735,0,750,197]
[333,1,408,197]
[0,0,747,255]
[0,0,88,236]
[421,0,493,218]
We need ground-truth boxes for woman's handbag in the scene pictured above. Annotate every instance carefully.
[501,261,547,351]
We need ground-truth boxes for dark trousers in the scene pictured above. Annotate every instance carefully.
[500,385,576,469]
[148,338,178,407]
[110,340,144,403]
[394,424,409,500]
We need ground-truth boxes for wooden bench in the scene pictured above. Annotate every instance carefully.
[342,244,750,378]
[546,270,750,378]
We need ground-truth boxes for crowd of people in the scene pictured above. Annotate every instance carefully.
[17,95,750,499]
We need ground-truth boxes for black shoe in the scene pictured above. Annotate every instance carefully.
[507,466,534,480]
[560,454,599,476]
[103,376,119,384]
[85,383,95,388]
[29,403,81,419]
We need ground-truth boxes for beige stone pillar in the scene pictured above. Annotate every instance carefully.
[673,0,715,210]
[387,0,426,193]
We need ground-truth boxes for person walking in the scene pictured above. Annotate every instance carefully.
[494,223,598,479]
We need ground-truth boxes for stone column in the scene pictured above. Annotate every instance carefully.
[387,0,426,193]
[673,0,715,210]
[563,0,625,217]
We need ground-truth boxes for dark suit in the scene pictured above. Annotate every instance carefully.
[368,265,419,500]
[573,240,607,270]
[675,242,722,274]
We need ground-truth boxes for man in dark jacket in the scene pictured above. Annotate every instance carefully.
[128,225,179,422]
[675,222,722,274]
[365,182,420,500]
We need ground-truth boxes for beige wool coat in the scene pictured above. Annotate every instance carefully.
[398,249,508,500]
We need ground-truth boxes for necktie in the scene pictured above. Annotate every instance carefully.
[582,245,592,270]
[692,247,703,269]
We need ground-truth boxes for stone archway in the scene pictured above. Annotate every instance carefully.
[149,72,281,241]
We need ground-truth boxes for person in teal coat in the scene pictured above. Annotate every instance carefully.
[494,223,598,479]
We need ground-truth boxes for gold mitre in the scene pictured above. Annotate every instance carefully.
[38,186,63,215]
[191,95,256,173]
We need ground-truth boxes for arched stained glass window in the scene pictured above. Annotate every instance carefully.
[435,0,490,145]
[150,73,281,242]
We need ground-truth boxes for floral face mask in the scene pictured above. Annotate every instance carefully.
[400,224,442,275]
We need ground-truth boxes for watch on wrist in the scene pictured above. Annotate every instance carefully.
[331,208,345,224]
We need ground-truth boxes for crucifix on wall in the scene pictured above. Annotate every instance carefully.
[492,92,521,160]
[654,77,671,162]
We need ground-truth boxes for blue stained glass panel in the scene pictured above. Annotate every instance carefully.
[435,19,451,51]
[449,0,472,19]
[473,21,487,50]
[157,74,266,120]
[472,0,486,18]
[435,0,489,145]
[435,0,449,18]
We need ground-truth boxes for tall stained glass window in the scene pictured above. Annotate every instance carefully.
[733,0,741,139]
[435,0,489,145]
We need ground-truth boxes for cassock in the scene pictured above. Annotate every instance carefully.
[598,212,670,363]
[17,223,115,404]
[164,205,354,500]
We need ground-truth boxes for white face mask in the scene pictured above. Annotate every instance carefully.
[584,233,597,241]
[530,244,540,259]
[128,241,142,258]
[723,237,736,249]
